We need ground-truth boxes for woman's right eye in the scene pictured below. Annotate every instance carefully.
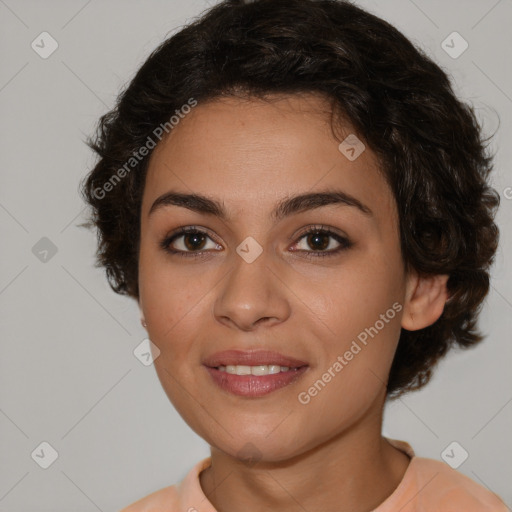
[160,227,221,257]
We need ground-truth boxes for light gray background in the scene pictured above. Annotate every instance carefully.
[1,0,511,510]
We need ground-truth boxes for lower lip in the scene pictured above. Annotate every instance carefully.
[204,365,309,397]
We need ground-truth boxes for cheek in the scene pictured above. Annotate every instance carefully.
[140,255,202,322]
[292,253,403,395]
[139,262,210,366]
[292,257,399,343]
[296,309,400,437]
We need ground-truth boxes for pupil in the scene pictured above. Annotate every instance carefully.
[185,233,206,250]
[308,232,328,250]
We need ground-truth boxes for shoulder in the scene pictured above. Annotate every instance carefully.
[118,456,213,512]
[119,484,179,512]
[411,457,508,511]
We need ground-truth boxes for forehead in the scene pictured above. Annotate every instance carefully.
[142,93,395,224]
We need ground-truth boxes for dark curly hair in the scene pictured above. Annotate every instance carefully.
[79,0,501,399]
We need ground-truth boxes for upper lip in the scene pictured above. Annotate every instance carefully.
[203,349,308,368]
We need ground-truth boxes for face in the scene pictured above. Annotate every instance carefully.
[138,93,411,462]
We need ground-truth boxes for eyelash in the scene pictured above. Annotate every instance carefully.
[159,225,353,260]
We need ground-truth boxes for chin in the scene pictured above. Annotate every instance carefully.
[208,431,309,465]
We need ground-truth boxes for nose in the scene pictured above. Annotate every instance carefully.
[213,247,291,332]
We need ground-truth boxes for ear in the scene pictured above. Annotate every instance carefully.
[401,270,450,331]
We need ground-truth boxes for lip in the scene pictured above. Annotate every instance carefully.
[202,349,308,368]
[202,349,310,398]
[204,366,309,397]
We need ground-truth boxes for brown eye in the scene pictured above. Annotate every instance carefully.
[305,232,330,251]
[291,226,353,258]
[160,227,221,256]
[182,232,207,251]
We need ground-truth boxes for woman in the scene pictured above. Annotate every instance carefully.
[80,0,507,510]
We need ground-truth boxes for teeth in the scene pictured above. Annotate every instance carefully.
[218,364,296,375]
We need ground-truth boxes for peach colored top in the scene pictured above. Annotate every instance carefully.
[120,438,508,511]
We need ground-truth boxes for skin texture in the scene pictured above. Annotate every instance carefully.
[137,93,449,512]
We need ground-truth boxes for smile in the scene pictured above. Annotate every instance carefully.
[204,365,309,397]
[217,364,300,375]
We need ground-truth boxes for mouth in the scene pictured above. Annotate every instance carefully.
[202,349,309,397]
[213,364,305,375]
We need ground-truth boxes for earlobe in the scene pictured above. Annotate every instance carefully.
[401,273,450,331]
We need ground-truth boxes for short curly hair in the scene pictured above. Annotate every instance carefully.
[79,0,501,399]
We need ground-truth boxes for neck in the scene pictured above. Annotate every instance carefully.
[199,396,411,512]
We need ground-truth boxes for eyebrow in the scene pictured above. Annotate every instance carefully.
[148,189,373,222]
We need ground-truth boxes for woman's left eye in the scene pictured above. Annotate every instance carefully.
[160,225,352,258]
[291,227,352,258]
